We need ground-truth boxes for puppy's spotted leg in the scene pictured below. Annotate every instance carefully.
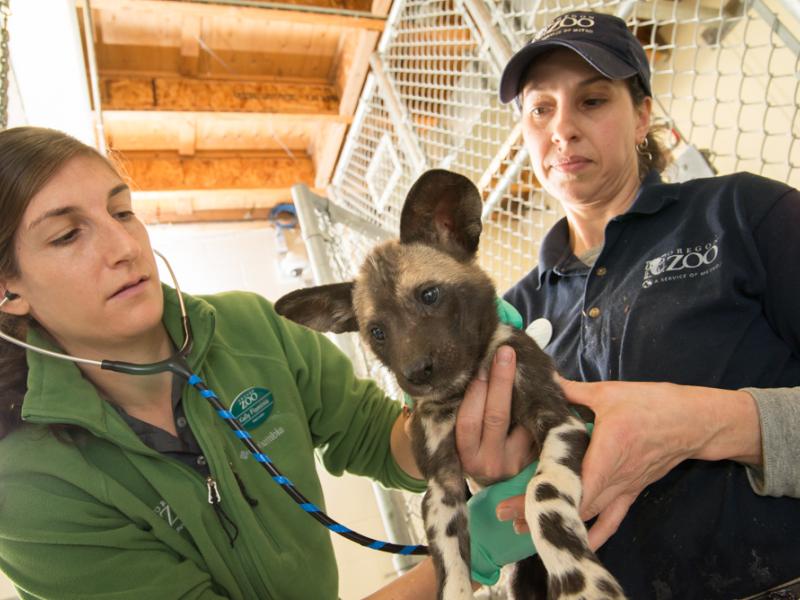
[415,411,474,600]
[526,414,625,599]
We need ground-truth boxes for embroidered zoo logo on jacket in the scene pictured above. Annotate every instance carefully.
[642,240,720,288]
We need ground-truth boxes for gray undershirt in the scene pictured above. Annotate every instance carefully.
[114,374,210,478]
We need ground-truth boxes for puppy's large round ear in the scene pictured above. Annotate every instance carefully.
[274,282,358,333]
[399,169,482,262]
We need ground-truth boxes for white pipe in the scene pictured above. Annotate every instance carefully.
[81,0,107,155]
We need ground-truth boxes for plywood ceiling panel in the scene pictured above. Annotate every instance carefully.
[101,77,339,113]
[119,151,315,190]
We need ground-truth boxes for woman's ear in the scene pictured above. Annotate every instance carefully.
[0,282,30,317]
[636,96,653,141]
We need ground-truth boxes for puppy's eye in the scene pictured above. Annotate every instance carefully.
[420,286,439,305]
[370,326,386,342]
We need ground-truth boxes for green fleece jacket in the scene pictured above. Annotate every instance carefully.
[0,288,425,599]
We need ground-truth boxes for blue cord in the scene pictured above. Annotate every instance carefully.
[186,373,428,556]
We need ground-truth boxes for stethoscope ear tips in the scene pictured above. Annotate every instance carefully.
[3,291,18,301]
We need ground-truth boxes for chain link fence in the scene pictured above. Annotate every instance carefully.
[0,0,11,130]
[295,0,800,590]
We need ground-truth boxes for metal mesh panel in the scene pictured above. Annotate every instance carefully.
[478,161,561,292]
[331,78,420,235]
[381,0,516,182]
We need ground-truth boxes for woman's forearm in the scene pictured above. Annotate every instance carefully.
[363,558,437,600]
[390,411,423,479]
[687,386,762,466]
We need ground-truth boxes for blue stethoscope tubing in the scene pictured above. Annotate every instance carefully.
[0,251,427,556]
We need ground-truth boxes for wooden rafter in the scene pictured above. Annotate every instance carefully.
[370,0,392,16]
[179,15,202,77]
[311,27,380,187]
[104,110,348,154]
[79,0,386,31]
[309,122,348,189]
[133,188,299,224]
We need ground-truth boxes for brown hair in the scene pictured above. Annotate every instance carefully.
[625,76,671,181]
[0,127,112,439]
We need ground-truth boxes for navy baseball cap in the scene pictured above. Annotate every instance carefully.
[499,11,652,104]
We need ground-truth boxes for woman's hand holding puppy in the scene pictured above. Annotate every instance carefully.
[494,378,762,550]
[455,346,535,487]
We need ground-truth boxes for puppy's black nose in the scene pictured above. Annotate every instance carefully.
[403,358,434,385]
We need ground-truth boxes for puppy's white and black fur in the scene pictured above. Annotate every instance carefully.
[275,170,625,600]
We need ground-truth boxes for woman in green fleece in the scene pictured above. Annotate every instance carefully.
[0,126,529,599]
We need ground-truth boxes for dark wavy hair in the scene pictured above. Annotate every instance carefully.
[625,76,671,180]
[0,127,114,439]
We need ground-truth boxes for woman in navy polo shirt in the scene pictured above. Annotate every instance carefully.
[492,10,800,600]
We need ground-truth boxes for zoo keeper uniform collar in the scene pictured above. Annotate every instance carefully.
[535,170,679,288]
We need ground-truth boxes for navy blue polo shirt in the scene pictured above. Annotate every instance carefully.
[505,171,800,599]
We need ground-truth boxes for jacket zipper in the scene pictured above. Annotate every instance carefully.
[206,476,221,504]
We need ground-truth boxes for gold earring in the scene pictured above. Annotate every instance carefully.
[636,138,653,161]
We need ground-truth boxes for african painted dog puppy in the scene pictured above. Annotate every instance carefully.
[275,169,625,600]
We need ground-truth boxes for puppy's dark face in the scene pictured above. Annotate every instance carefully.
[274,169,496,401]
[353,241,497,401]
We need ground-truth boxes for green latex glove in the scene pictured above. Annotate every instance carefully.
[494,296,523,330]
[403,298,523,410]
[468,460,539,586]
[468,422,594,586]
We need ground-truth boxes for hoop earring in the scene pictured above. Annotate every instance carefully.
[636,138,653,161]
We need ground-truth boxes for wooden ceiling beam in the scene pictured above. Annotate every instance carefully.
[98,68,331,85]
[177,120,197,156]
[312,28,378,188]
[104,110,347,151]
[142,207,275,224]
[179,16,202,77]
[79,0,385,32]
[334,30,378,117]
[309,121,347,189]
[133,188,297,224]
[118,151,315,191]
[101,76,340,114]
[370,0,391,17]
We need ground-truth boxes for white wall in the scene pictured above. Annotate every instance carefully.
[7,0,95,142]
[147,221,310,302]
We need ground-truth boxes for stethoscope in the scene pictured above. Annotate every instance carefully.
[0,251,427,556]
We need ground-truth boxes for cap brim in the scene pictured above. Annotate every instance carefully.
[499,39,639,104]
